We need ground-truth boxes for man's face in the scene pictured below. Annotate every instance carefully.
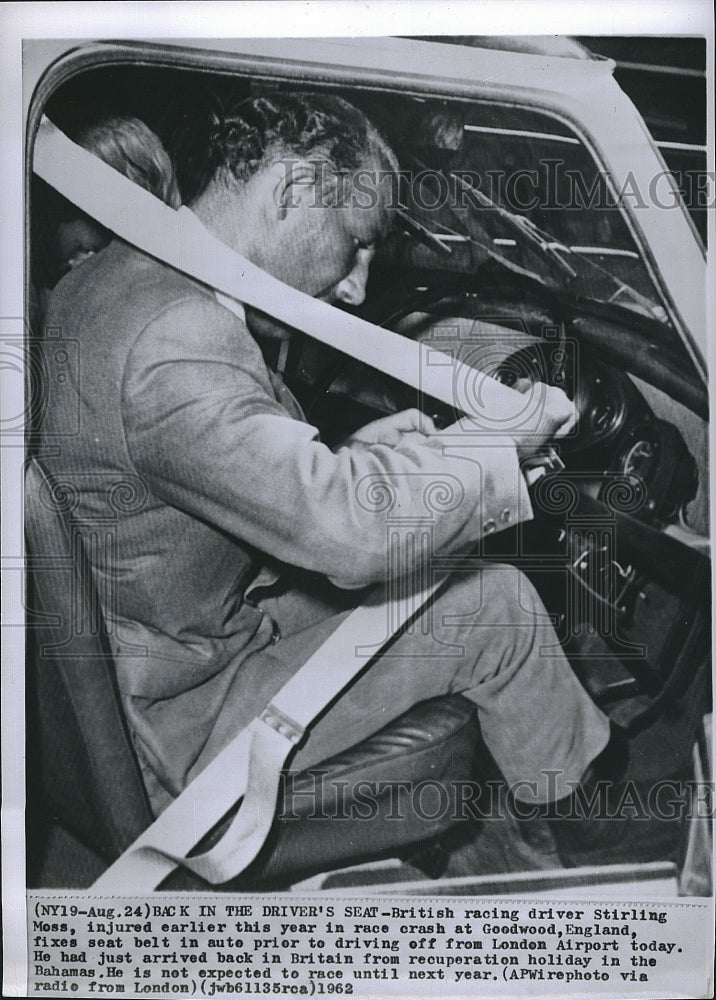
[259,158,391,308]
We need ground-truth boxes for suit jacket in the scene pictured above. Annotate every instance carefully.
[40,239,532,804]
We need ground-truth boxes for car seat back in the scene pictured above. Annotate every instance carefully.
[25,456,153,862]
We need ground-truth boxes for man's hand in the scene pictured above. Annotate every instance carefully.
[345,383,576,458]
[509,380,577,458]
[344,409,437,448]
[403,382,577,456]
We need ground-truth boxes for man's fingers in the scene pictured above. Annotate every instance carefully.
[399,430,437,450]
[393,408,436,434]
[535,384,577,437]
[513,377,533,395]
[553,403,579,437]
[347,409,437,447]
[548,392,579,437]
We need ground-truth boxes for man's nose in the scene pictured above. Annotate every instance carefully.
[334,248,373,306]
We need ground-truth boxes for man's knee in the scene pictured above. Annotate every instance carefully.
[442,562,544,622]
[482,562,546,618]
[476,565,563,680]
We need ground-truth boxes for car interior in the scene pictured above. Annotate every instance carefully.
[26,55,711,894]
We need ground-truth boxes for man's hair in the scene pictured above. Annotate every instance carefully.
[75,116,181,208]
[195,92,397,198]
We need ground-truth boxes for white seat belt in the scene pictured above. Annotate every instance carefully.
[32,118,536,891]
[91,578,444,891]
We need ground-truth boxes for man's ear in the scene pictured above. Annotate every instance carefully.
[269,159,339,219]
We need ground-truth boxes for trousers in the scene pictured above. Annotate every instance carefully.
[154,561,610,811]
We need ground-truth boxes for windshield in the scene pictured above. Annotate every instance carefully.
[387,98,673,326]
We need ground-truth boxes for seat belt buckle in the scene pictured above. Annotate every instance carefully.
[259,704,305,745]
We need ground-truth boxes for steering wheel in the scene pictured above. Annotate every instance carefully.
[301,266,582,447]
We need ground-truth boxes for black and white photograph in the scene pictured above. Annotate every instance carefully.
[2,2,714,997]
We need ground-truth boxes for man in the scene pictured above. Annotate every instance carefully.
[41,93,614,845]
